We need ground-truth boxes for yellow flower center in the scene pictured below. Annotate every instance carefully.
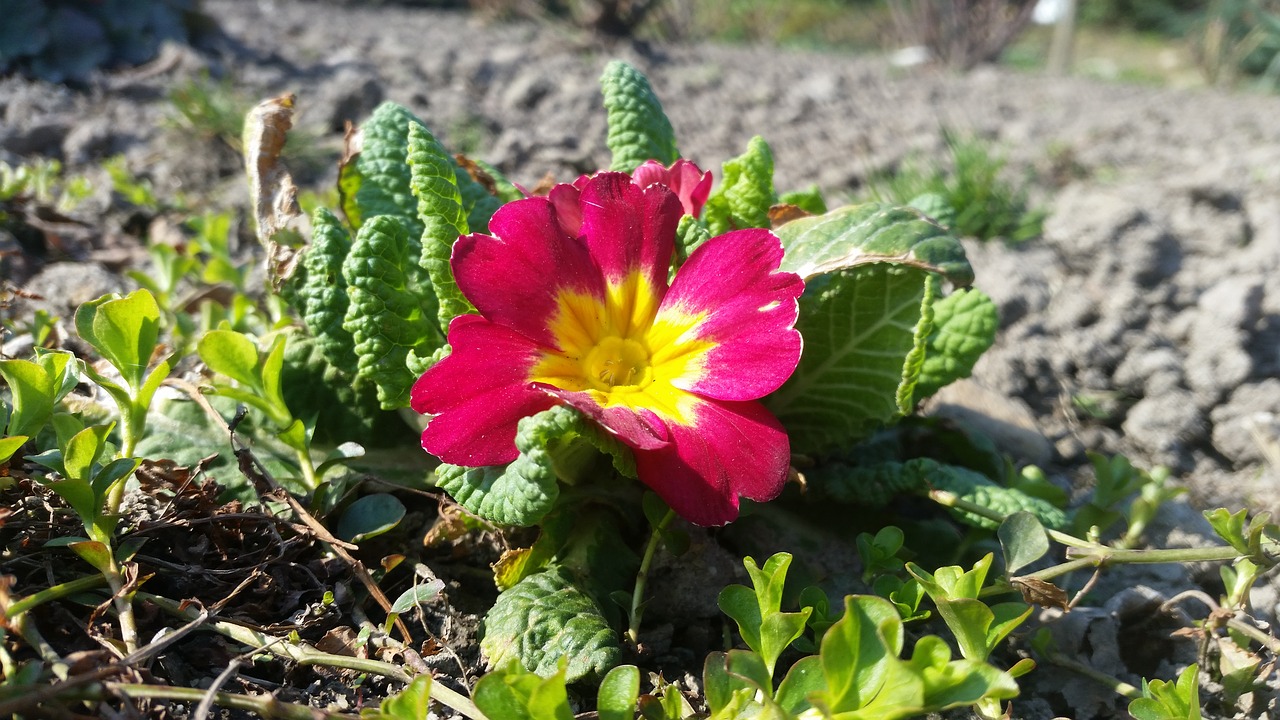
[529,272,716,426]
[585,337,652,391]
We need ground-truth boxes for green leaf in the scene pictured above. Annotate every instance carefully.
[907,636,1019,710]
[914,287,998,401]
[389,578,446,614]
[300,207,358,369]
[775,203,973,285]
[600,60,679,173]
[92,457,142,500]
[280,331,407,448]
[345,102,426,238]
[907,192,956,229]
[259,335,290,418]
[1130,664,1201,720]
[368,674,432,719]
[780,185,828,216]
[63,423,113,484]
[674,214,711,265]
[0,358,55,438]
[718,553,813,678]
[74,288,161,393]
[704,136,776,236]
[435,405,634,526]
[0,435,27,464]
[481,568,622,682]
[998,511,1050,574]
[407,121,474,329]
[813,595,920,718]
[68,540,113,574]
[766,264,931,455]
[775,655,825,715]
[336,493,406,543]
[198,330,262,390]
[342,214,443,409]
[597,665,641,720]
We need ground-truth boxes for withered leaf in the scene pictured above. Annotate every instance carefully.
[769,203,813,228]
[1011,576,1069,610]
[243,93,305,290]
[455,153,498,196]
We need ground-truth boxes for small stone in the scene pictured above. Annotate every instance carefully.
[1210,379,1280,466]
[1121,390,1204,470]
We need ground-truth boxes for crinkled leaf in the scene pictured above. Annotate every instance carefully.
[600,60,678,173]
[482,568,622,682]
[300,207,358,369]
[280,331,407,447]
[343,102,425,238]
[342,214,443,409]
[674,214,710,265]
[74,288,161,393]
[704,136,776,236]
[914,286,998,401]
[336,493,406,543]
[407,122,474,329]
[435,406,634,526]
[776,203,973,285]
[813,457,1068,530]
[766,264,931,455]
[242,93,304,288]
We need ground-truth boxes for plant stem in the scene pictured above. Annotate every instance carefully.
[5,574,108,619]
[140,593,487,720]
[110,683,354,719]
[927,490,1092,549]
[626,508,675,648]
[1042,650,1142,699]
[103,559,139,655]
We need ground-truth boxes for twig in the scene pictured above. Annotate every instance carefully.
[1041,650,1142,699]
[195,659,243,720]
[140,592,488,720]
[111,683,349,719]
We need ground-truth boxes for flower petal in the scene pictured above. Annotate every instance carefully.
[412,315,556,466]
[535,385,670,451]
[657,228,804,400]
[633,398,791,527]
[578,172,682,291]
[452,197,603,347]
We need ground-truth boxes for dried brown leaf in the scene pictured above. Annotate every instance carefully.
[769,203,812,228]
[243,93,305,290]
[454,153,498,196]
[1011,576,1069,610]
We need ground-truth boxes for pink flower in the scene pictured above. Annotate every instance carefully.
[411,172,803,526]
[631,159,712,218]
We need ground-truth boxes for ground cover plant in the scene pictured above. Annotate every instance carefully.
[2,52,1280,720]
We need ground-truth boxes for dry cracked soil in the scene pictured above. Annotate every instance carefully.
[3,1,1280,718]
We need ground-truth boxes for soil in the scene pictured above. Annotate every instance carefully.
[3,1,1280,718]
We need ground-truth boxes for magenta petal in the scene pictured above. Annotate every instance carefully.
[633,399,790,527]
[659,228,804,400]
[535,385,670,451]
[412,315,556,466]
[578,172,682,290]
[547,183,583,237]
[452,197,603,347]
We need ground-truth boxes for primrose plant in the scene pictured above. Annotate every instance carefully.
[270,56,1010,686]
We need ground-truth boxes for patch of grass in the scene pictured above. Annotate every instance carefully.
[167,72,250,148]
[866,130,1045,243]
[1006,23,1204,87]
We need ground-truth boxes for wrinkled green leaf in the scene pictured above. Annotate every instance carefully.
[776,203,973,285]
[704,136,775,236]
[600,60,678,173]
[407,121,473,329]
[914,286,998,401]
[344,102,425,236]
[336,493,406,543]
[766,264,931,455]
[300,207,358,369]
[342,214,442,409]
[435,405,634,526]
[482,568,622,682]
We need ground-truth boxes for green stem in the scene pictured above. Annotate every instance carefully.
[626,508,675,648]
[110,683,355,719]
[140,593,487,720]
[1043,650,1142,699]
[927,490,1092,549]
[5,574,108,619]
[102,558,139,655]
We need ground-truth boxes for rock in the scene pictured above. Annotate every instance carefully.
[307,63,384,133]
[925,379,1054,466]
[14,262,129,320]
[1122,389,1204,470]
[1,118,72,157]
[1211,379,1280,467]
[1184,279,1263,399]
[61,116,116,165]
[501,72,554,111]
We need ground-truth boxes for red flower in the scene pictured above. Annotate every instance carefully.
[412,172,802,526]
